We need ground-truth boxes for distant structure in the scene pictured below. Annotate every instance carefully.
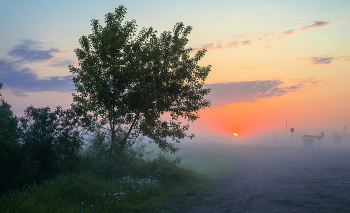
[333,132,342,143]
[286,120,287,135]
[290,127,294,147]
[302,132,324,147]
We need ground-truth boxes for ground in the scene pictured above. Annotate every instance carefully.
[169,143,350,213]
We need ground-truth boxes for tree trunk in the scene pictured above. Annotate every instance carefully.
[109,120,115,158]
[109,107,115,158]
[120,112,140,151]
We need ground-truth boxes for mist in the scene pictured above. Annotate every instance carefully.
[150,125,350,212]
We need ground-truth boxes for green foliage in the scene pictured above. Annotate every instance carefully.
[0,93,19,144]
[80,130,185,182]
[19,106,87,181]
[69,5,211,154]
[0,83,37,194]
[1,150,200,213]
[0,82,95,194]
[0,110,203,212]
[0,5,213,211]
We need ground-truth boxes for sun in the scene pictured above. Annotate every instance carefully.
[233,133,238,137]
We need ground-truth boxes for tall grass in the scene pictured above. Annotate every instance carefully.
[0,140,202,213]
[1,134,240,213]
[2,173,163,212]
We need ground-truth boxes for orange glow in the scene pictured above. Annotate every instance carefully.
[196,81,349,139]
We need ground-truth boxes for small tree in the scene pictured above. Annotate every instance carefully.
[0,83,37,194]
[69,6,211,155]
[20,105,91,179]
[0,83,19,144]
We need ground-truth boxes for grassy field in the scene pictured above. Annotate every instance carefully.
[0,142,236,213]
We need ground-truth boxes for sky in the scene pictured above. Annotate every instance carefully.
[1,0,349,144]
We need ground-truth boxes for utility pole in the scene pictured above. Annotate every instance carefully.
[290,128,294,147]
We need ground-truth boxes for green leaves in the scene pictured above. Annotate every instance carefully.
[19,105,90,180]
[0,81,94,194]
[69,6,211,154]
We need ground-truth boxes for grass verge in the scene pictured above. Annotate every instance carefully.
[0,155,203,213]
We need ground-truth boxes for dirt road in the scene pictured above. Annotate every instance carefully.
[183,145,350,213]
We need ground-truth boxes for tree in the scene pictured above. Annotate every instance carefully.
[19,105,91,180]
[0,83,19,144]
[69,6,211,155]
[0,83,37,194]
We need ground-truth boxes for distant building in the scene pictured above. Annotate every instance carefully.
[302,132,324,147]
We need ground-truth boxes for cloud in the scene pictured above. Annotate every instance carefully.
[226,41,239,48]
[301,56,350,65]
[0,40,76,96]
[204,78,326,108]
[191,40,239,52]
[300,21,329,31]
[191,39,251,52]
[192,21,329,52]
[264,46,272,49]
[335,56,350,61]
[277,21,329,40]
[336,22,347,25]
[241,40,252,45]
[276,29,294,39]
[7,40,65,63]
[49,58,75,67]
[282,29,294,35]
[290,77,328,86]
[0,59,75,96]
[263,33,276,37]
[306,57,334,65]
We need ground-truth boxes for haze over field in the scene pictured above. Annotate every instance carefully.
[1,0,350,143]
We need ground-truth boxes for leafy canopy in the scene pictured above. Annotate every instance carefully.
[69,6,211,153]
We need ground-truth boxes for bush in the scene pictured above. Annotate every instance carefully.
[19,106,85,182]
[80,130,193,184]
[0,98,88,195]
[0,95,37,195]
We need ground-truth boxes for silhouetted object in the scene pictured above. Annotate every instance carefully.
[290,128,294,147]
[333,132,342,143]
[302,133,324,147]
[68,6,211,154]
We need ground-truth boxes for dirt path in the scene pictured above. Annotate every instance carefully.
[181,146,350,213]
